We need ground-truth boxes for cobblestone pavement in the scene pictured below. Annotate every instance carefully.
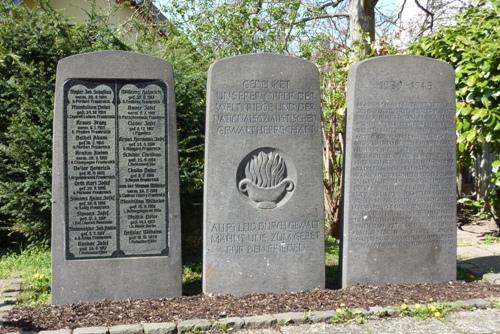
[0,277,22,320]
[239,309,500,334]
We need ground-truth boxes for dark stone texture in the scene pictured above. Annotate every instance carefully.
[203,54,324,295]
[52,51,181,304]
[341,55,456,287]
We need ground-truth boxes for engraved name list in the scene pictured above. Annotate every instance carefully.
[64,79,168,259]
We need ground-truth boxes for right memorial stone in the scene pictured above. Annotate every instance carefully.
[341,55,457,287]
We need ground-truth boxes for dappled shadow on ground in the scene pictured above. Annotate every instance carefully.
[457,205,475,228]
[458,255,500,276]
[480,230,500,240]
[0,319,43,334]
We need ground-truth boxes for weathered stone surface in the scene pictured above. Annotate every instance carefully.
[1,292,18,299]
[108,324,143,334]
[215,317,245,330]
[445,309,500,333]
[274,312,309,325]
[0,305,14,313]
[242,315,277,329]
[203,54,324,295]
[366,317,456,334]
[176,319,212,333]
[38,329,73,334]
[341,55,456,287]
[52,51,182,304]
[448,298,491,309]
[73,327,108,334]
[367,306,398,317]
[142,323,176,334]
[237,329,281,334]
[309,310,336,323]
[482,273,500,285]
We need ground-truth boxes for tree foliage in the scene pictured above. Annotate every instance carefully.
[0,1,127,244]
[410,1,500,222]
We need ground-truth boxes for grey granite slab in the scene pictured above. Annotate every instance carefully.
[309,310,336,323]
[242,315,277,329]
[203,54,324,295]
[176,319,212,333]
[52,51,181,304]
[274,311,309,325]
[215,317,245,330]
[341,55,456,287]
[141,323,176,334]
[108,324,143,334]
[73,327,108,334]
[38,330,73,334]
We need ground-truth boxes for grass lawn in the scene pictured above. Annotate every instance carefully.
[0,245,51,305]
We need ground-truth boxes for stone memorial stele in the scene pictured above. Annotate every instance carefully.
[52,51,181,304]
[203,54,324,295]
[341,55,456,287]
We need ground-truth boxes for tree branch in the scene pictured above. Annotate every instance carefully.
[317,0,345,11]
[296,13,350,25]
[253,0,263,15]
[397,0,407,22]
[414,0,434,31]
[284,0,302,54]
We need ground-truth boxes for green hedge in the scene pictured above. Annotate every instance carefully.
[0,1,206,245]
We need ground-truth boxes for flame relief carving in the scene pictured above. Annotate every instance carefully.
[238,150,294,209]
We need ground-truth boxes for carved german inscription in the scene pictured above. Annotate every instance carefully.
[213,78,319,136]
[64,79,168,259]
[204,54,324,295]
[341,55,456,287]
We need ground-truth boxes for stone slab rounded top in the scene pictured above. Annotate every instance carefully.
[208,53,319,78]
[347,54,455,106]
[341,54,456,288]
[203,52,324,295]
[350,54,453,73]
[51,49,181,304]
[57,50,172,80]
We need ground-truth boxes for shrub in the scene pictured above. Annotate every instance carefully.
[0,1,126,243]
[410,1,500,224]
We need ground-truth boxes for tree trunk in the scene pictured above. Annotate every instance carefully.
[348,0,377,44]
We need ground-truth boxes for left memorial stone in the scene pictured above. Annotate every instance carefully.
[52,51,181,304]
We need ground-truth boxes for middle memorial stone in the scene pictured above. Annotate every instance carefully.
[203,54,324,295]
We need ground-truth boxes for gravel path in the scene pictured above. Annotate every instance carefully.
[240,308,500,334]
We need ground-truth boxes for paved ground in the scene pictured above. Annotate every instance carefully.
[0,277,21,319]
[239,309,500,334]
[457,218,500,283]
